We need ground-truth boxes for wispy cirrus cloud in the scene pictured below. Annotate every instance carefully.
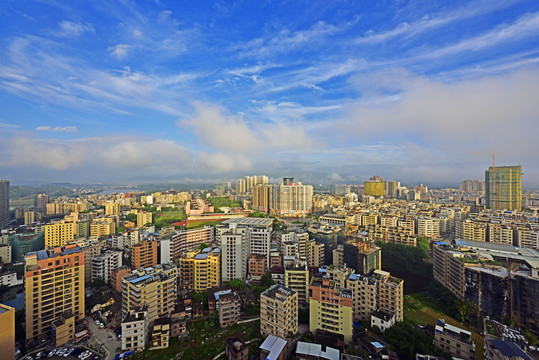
[35,125,78,133]
[55,21,94,38]
[109,44,130,59]
[355,0,523,44]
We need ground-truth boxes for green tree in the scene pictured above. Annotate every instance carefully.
[228,279,244,292]
[191,290,208,304]
[260,272,274,288]
[199,242,207,250]
[416,236,430,259]
[125,214,137,222]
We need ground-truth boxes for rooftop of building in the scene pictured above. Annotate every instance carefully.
[226,337,247,353]
[222,217,274,227]
[296,342,339,360]
[26,244,82,262]
[489,340,532,360]
[261,284,297,300]
[371,310,395,322]
[123,264,176,286]
[124,306,148,323]
[260,335,287,360]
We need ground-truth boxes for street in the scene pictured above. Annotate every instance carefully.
[86,317,121,360]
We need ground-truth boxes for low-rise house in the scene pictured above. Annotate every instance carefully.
[121,307,149,352]
[434,319,475,360]
[150,318,170,350]
[370,310,396,332]
[226,337,249,360]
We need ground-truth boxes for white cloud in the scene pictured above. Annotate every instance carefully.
[0,134,193,172]
[109,44,130,59]
[179,102,316,152]
[56,21,94,38]
[340,66,539,167]
[198,152,252,173]
[35,126,78,133]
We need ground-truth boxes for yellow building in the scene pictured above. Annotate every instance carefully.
[260,284,298,338]
[488,223,514,245]
[284,259,309,303]
[432,244,473,300]
[121,264,177,324]
[137,212,153,227]
[364,177,385,197]
[0,304,15,360]
[485,165,522,210]
[44,221,76,248]
[25,245,85,342]
[51,311,75,346]
[178,248,221,291]
[106,202,121,216]
[0,244,12,263]
[90,218,116,238]
[373,270,404,322]
[309,278,353,343]
[306,240,324,268]
[457,220,487,242]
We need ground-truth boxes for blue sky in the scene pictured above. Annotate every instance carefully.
[1,0,539,187]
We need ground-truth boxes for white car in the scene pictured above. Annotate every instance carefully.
[36,351,43,359]
[56,348,66,357]
[47,350,56,358]
[79,351,91,360]
[64,348,74,357]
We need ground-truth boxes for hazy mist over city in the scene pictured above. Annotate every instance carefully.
[1,1,539,186]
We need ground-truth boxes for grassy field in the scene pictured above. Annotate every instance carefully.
[131,316,260,360]
[405,292,484,360]
[186,220,223,229]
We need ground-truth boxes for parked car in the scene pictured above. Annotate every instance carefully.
[64,348,74,357]
[46,350,56,358]
[35,351,43,359]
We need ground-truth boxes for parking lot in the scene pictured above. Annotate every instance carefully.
[23,347,100,360]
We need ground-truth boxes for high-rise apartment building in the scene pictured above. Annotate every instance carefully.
[44,221,76,249]
[35,193,50,211]
[0,304,15,360]
[330,184,349,196]
[488,224,515,246]
[284,258,309,303]
[364,176,385,197]
[24,245,85,342]
[137,212,153,227]
[105,202,121,216]
[0,180,9,228]
[90,218,116,238]
[269,180,313,217]
[485,165,522,210]
[309,278,353,343]
[217,218,273,281]
[170,226,214,261]
[260,284,298,338]
[91,250,122,283]
[252,184,272,212]
[236,175,268,194]
[417,217,440,238]
[131,239,158,269]
[178,247,221,291]
[121,264,177,324]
